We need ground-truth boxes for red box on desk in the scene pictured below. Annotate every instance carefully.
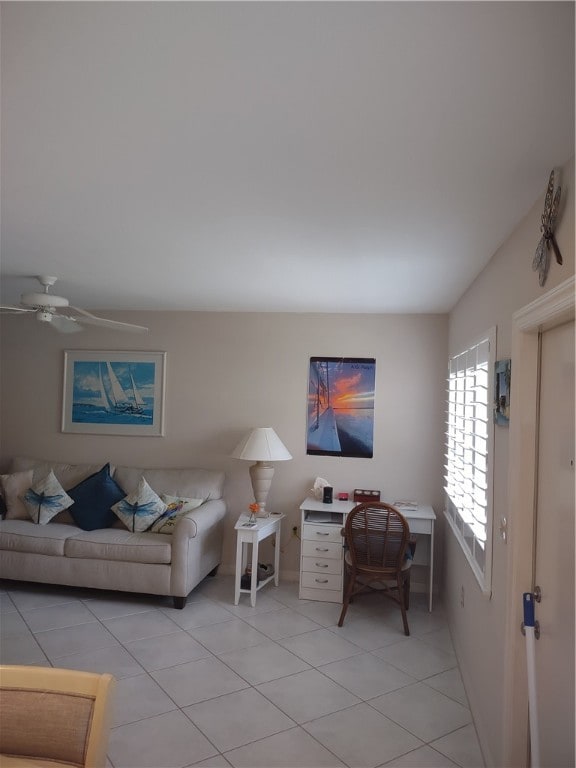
[353,489,380,503]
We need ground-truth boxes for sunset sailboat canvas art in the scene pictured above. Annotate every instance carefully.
[307,357,375,458]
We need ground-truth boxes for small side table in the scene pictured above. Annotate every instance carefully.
[234,513,284,607]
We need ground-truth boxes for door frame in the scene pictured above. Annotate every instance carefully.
[502,275,575,766]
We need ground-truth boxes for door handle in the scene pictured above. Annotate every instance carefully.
[533,585,542,602]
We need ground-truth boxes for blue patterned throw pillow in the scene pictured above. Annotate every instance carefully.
[22,470,74,525]
[149,494,205,534]
[111,477,167,533]
[68,463,126,531]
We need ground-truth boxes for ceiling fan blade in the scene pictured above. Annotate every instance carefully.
[49,314,83,333]
[69,306,148,333]
[0,305,35,314]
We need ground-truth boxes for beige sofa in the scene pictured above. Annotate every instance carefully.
[0,457,226,608]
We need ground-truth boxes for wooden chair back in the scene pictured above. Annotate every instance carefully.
[343,501,410,576]
[0,665,115,768]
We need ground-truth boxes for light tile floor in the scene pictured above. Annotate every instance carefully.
[0,576,485,768]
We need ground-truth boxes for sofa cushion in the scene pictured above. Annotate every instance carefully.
[64,529,172,564]
[114,466,225,501]
[149,495,204,534]
[11,457,116,491]
[0,470,34,520]
[22,471,74,525]
[112,477,167,532]
[0,520,83,556]
[68,464,126,531]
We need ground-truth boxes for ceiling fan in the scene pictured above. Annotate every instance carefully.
[0,275,148,334]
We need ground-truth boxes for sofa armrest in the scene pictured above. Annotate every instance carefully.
[173,499,225,542]
[170,498,227,598]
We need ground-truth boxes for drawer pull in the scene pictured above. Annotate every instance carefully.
[315,578,329,584]
[316,531,330,536]
[315,547,330,552]
[315,563,329,568]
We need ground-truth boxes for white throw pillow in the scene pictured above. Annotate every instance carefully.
[22,470,74,525]
[0,470,34,520]
[111,477,167,532]
[149,494,204,534]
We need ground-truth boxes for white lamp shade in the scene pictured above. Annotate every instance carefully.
[231,427,292,462]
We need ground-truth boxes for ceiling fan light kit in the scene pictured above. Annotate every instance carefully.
[37,309,57,324]
[0,275,148,334]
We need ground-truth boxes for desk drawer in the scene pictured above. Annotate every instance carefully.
[301,539,342,560]
[301,570,343,591]
[407,519,433,535]
[299,585,342,603]
[302,556,342,575]
[302,523,342,544]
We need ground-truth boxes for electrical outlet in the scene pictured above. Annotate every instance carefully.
[292,526,298,537]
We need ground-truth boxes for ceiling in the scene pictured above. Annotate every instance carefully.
[1,2,574,314]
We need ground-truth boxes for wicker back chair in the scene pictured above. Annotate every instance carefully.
[0,665,115,767]
[338,502,413,635]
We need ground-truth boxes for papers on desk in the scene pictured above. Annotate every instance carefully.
[394,500,419,511]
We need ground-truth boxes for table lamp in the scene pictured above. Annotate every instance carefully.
[231,427,292,517]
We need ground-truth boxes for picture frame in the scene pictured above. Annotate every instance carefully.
[493,358,511,426]
[62,350,166,436]
[307,356,376,458]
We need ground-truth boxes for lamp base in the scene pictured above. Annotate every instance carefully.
[249,461,275,517]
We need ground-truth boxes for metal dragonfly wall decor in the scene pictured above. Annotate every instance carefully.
[532,169,563,287]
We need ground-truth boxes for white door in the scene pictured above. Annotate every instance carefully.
[533,319,575,767]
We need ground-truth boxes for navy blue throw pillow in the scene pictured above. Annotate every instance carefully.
[68,463,125,531]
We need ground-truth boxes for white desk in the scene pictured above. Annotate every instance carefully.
[234,513,284,607]
[299,498,436,611]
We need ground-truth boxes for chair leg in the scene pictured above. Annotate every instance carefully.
[397,576,410,636]
[338,573,355,627]
[403,571,411,610]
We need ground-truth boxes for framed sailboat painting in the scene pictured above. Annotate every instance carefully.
[62,351,166,436]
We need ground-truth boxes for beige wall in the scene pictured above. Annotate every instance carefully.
[0,311,447,580]
[445,158,575,766]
